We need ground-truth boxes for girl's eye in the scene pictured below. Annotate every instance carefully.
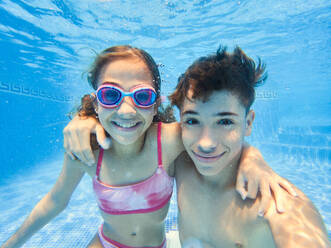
[185,118,199,125]
[217,119,234,125]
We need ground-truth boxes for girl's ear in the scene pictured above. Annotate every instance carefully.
[245,109,255,136]
[154,97,162,115]
[91,93,98,114]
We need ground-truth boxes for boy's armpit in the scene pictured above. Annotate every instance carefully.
[265,188,330,248]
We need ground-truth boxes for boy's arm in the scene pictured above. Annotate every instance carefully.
[265,189,330,248]
[2,154,85,248]
[236,143,297,216]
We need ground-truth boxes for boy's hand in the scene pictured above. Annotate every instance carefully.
[63,115,111,166]
[236,145,297,217]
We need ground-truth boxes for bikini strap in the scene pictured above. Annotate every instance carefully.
[157,122,163,167]
[96,147,104,177]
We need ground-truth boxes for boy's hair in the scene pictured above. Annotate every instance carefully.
[169,45,267,112]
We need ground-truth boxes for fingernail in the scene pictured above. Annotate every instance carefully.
[258,210,264,217]
[100,138,111,149]
[241,193,246,200]
[278,207,284,213]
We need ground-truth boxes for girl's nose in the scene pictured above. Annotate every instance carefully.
[117,96,136,117]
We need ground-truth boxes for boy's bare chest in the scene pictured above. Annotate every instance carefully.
[176,169,275,248]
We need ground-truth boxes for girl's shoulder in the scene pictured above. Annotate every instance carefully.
[160,122,182,149]
[147,122,184,169]
[147,122,181,146]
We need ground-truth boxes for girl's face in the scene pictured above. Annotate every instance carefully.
[96,57,157,145]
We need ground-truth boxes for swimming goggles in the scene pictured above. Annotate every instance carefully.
[96,83,157,109]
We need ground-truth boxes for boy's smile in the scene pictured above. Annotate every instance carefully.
[180,89,254,179]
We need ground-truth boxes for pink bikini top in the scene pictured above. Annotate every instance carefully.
[93,122,174,215]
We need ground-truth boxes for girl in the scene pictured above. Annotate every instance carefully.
[2,46,295,248]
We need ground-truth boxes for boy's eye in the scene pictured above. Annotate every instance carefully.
[217,119,234,125]
[185,118,199,125]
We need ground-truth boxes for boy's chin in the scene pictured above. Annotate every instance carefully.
[194,163,225,177]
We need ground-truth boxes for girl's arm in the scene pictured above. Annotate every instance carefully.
[2,154,85,248]
[236,143,298,216]
[266,186,330,248]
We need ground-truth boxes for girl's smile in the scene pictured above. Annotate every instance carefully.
[96,57,157,146]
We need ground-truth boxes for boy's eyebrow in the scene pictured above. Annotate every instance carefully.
[215,112,239,117]
[182,110,199,116]
[182,110,238,116]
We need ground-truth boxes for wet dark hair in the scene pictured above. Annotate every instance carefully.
[76,45,175,123]
[87,45,161,96]
[169,45,267,113]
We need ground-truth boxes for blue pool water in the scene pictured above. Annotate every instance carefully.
[0,0,330,246]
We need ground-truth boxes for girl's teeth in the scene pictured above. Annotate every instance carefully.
[114,122,138,128]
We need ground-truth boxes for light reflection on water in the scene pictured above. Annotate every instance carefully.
[0,0,330,246]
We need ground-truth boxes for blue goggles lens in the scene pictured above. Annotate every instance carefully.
[97,86,157,108]
[98,87,121,105]
[133,88,156,106]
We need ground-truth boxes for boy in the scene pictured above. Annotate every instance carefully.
[169,46,330,247]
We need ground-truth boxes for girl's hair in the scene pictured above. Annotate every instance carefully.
[76,45,175,123]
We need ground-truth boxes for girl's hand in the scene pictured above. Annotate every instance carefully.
[236,144,298,217]
[63,115,111,166]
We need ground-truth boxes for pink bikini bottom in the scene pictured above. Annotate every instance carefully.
[98,224,167,248]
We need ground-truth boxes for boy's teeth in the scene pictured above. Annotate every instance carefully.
[114,121,137,128]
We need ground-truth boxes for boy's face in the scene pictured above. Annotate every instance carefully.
[180,89,254,177]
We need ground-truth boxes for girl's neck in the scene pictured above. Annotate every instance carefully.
[111,132,147,157]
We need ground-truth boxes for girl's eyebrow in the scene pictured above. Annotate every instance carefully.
[101,81,120,86]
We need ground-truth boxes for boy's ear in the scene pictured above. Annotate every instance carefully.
[245,110,255,136]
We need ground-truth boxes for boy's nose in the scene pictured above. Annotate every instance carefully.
[197,129,217,154]
[198,143,217,154]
